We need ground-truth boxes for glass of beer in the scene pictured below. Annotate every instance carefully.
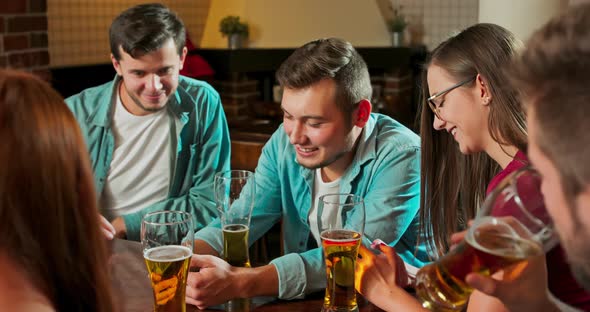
[415,167,557,311]
[318,193,365,312]
[214,170,255,311]
[141,211,194,312]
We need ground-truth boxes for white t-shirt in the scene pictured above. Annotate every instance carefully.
[308,168,342,247]
[100,89,175,219]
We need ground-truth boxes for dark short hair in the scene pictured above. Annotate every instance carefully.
[109,3,186,60]
[275,38,372,114]
[512,3,590,205]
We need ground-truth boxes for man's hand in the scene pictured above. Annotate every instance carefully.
[185,255,243,309]
[465,253,559,312]
[111,217,127,239]
[99,215,116,240]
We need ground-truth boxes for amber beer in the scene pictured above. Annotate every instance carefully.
[144,245,192,312]
[415,218,543,311]
[321,229,362,312]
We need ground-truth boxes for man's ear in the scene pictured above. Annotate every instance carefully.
[476,74,492,106]
[179,46,188,70]
[111,54,122,76]
[353,99,372,127]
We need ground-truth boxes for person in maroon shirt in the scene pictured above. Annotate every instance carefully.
[466,3,590,311]
[356,21,590,311]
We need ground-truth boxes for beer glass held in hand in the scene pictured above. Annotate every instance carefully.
[215,170,255,311]
[141,211,194,312]
[318,194,366,312]
[415,167,558,311]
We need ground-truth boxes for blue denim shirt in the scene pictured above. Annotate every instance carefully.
[195,113,429,299]
[65,75,231,241]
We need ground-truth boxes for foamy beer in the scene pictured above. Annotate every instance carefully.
[215,170,255,311]
[415,167,557,311]
[141,211,194,312]
[318,194,365,312]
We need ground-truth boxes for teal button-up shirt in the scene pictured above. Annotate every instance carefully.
[65,75,231,241]
[196,113,429,299]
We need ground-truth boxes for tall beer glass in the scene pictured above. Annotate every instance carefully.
[141,211,194,312]
[215,170,255,311]
[318,193,365,312]
[415,167,557,311]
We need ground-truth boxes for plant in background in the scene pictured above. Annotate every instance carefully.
[388,5,407,33]
[219,15,249,38]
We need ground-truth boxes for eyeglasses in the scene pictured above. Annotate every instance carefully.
[427,77,476,120]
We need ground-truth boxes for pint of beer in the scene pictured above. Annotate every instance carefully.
[141,211,194,312]
[215,170,255,312]
[322,229,362,311]
[415,167,556,311]
[144,245,192,311]
[416,217,543,310]
[317,194,365,312]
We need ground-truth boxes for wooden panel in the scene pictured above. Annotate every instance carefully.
[231,139,264,172]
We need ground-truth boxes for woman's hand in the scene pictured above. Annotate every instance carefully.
[355,240,426,311]
[355,240,409,299]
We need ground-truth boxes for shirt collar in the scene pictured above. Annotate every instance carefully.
[87,75,193,127]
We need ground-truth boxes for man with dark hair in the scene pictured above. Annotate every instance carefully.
[185,38,428,307]
[66,3,230,241]
[465,3,590,311]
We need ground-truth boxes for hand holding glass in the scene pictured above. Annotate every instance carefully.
[215,170,255,311]
[318,193,366,312]
[141,211,194,312]
[415,167,557,311]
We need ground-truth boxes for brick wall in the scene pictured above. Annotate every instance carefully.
[0,0,50,81]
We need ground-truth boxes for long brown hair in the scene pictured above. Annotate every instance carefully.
[418,24,527,256]
[0,69,116,311]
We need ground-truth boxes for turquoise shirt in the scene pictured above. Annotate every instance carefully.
[196,113,429,299]
[65,75,231,241]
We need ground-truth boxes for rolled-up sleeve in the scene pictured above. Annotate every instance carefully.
[270,247,325,299]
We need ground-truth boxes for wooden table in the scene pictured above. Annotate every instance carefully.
[109,239,384,311]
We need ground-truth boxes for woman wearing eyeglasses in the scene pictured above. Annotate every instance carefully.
[355,23,590,311]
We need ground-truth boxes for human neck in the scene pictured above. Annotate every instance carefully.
[485,140,520,169]
[320,153,353,183]
[320,128,362,182]
[118,81,149,116]
[0,253,54,311]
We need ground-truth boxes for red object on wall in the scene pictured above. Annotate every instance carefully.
[180,33,214,78]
